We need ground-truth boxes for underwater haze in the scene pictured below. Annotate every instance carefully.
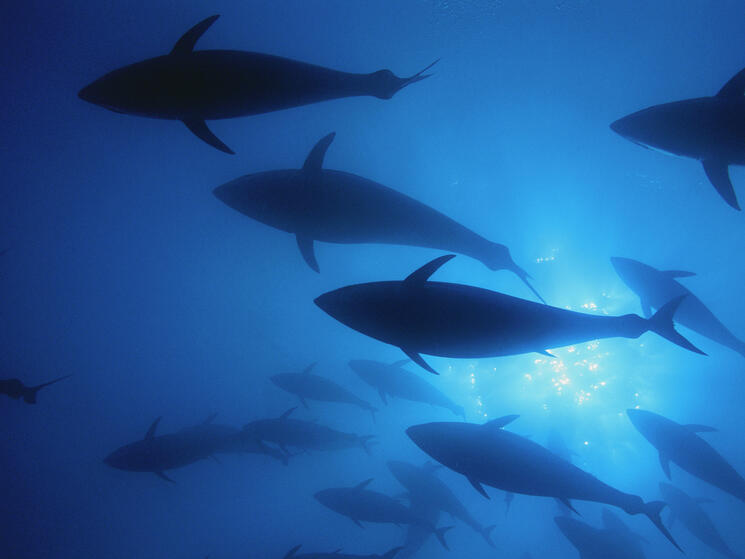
[3,1,745,558]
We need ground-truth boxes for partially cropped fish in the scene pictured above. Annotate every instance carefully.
[0,375,71,404]
[79,15,435,153]
[213,134,540,300]
[628,409,745,505]
[281,544,402,559]
[242,407,374,455]
[315,255,704,374]
[406,416,681,551]
[270,362,376,418]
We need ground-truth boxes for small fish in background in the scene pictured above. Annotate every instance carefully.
[600,509,648,558]
[394,499,441,559]
[406,416,682,551]
[78,15,436,154]
[659,482,740,559]
[313,479,453,550]
[387,459,494,547]
[555,516,640,559]
[315,255,705,374]
[212,133,540,301]
[242,407,375,455]
[611,256,745,358]
[349,359,465,418]
[610,65,745,210]
[628,409,745,505]
[270,362,377,419]
[281,544,403,559]
[0,375,71,404]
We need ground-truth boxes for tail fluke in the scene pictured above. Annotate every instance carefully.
[369,59,439,99]
[401,59,439,88]
[647,295,705,355]
[511,264,546,305]
[23,374,72,404]
[643,500,683,553]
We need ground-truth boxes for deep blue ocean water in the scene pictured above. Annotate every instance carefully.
[2,1,745,557]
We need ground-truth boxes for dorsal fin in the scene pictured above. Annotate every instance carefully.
[202,413,218,424]
[685,423,717,433]
[302,362,317,375]
[389,359,411,368]
[171,15,220,55]
[145,417,162,439]
[717,66,745,97]
[303,132,336,172]
[353,478,374,491]
[279,407,296,420]
[483,414,519,430]
[662,270,696,278]
[404,255,456,284]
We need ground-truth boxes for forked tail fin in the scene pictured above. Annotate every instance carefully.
[368,59,439,99]
[647,295,705,355]
[643,500,683,553]
[23,374,72,404]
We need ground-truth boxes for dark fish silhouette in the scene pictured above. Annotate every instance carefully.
[314,479,452,550]
[659,482,740,559]
[315,255,704,374]
[628,409,745,504]
[270,362,376,418]
[406,416,681,551]
[600,509,648,558]
[610,66,745,209]
[388,460,494,546]
[79,15,436,154]
[242,407,374,455]
[281,544,402,559]
[213,134,540,301]
[395,500,440,559]
[554,516,641,559]
[0,375,71,404]
[612,256,745,358]
[348,359,465,417]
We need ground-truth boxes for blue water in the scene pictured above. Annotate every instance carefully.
[2,1,745,557]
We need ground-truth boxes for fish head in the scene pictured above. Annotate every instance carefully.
[610,256,655,293]
[213,170,302,227]
[315,283,407,343]
[405,422,466,466]
[79,57,187,117]
[626,408,665,445]
[347,359,378,383]
[269,373,292,390]
[313,488,347,512]
[103,442,142,471]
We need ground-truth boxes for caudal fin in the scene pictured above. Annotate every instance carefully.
[432,525,453,551]
[643,500,683,553]
[23,374,72,404]
[648,295,706,355]
[369,60,439,99]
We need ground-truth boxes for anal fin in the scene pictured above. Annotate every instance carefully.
[182,119,234,154]
[296,234,319,272]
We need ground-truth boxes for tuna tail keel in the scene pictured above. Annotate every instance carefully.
[643,500,683,553]
[647,295,706,355]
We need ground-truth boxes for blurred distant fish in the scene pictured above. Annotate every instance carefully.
[659,482,740,559]
[395,500,440,559]
[281,544,402,559]
[315,255,704,374]
[600,509,647,558]
[242,407,374,455]
[270,363,376,418]
[348,359,465,417]
[628,409,745,505]
[213,133,542,302]
[611,256,745,358]
[388,460,494,546]
[610,66,745,210]
[78,15,436,154]
[0,375,71,404]
[406,416,682,551]
[555,516,641,559]
[314,479,453,550]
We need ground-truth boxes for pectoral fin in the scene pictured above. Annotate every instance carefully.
[467,476,490,499]
[703,159,740,210]
[659,452,672,480]
[402,348,438,375]
[182,118,234,154]
[296,234,319,272]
